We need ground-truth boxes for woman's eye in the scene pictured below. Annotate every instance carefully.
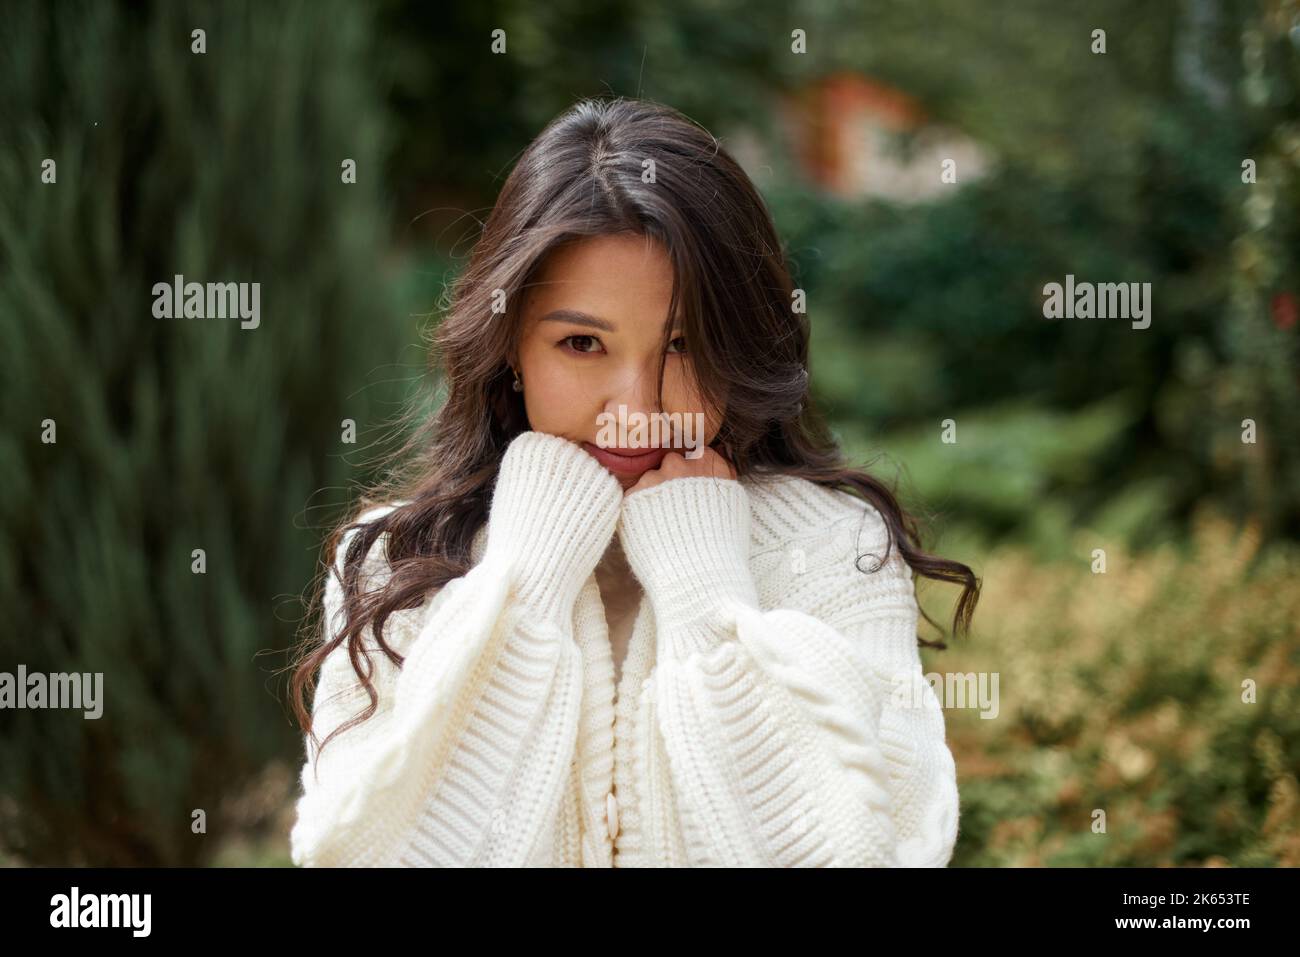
[559,335,686,355]
[561,334,603,354]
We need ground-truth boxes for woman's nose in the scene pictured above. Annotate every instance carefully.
[601,368,664,445]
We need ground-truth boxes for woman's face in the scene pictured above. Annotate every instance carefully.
[515,232,723,489]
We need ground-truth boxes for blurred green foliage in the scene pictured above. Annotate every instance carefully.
[0,0,416,864]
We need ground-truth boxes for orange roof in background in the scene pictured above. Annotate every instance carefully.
[819,72,927,130]
[782,72,930,194]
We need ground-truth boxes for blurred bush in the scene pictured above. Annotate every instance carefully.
[929,509,1300,867]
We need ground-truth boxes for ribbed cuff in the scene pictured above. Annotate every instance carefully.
[483,431,624,622]
[617,476,759,656]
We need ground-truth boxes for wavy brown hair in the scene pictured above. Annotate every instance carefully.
[288,96,980,763]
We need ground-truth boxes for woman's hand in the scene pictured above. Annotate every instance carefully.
[624,444,736,496]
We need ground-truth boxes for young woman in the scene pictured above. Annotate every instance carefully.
[287,97,979,868]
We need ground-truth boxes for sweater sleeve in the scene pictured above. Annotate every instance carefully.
[617,476,959,868]
[289,431,624,867]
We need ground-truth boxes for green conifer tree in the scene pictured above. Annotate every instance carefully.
[0,0,411,864]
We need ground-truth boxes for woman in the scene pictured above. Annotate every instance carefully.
[287,97,980,867]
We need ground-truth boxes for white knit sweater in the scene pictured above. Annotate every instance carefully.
[289,430,959,867]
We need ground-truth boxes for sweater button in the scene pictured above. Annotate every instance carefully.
[606,792,620,841]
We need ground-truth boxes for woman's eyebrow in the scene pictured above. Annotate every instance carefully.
[537,309,617,332]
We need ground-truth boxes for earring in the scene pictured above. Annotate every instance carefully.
[511,368,523,392]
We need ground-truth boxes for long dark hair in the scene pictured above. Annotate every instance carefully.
[288,96,980,761]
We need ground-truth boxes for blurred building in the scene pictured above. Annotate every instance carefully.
[762,72,991,202]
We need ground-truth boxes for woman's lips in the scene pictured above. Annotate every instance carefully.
[581,441,671,476]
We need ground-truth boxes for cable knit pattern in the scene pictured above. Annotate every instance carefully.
[289,431,960,868]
